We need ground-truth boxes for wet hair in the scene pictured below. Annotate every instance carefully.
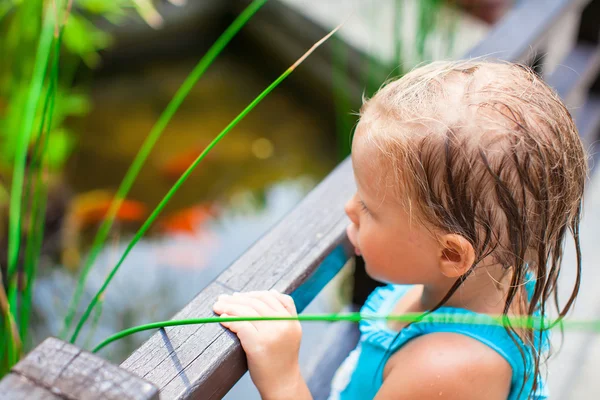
[358,60,587,397]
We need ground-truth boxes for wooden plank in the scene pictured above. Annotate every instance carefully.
[577,94,600,144]
[6,337,158,400]
[0,373,62,400]
[467,0,589,62]
[546,43,600,102]
[120,158,355,399]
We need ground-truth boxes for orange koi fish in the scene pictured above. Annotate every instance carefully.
[71,190,147,228]
[159,204,217,235]
[62,190,148,270]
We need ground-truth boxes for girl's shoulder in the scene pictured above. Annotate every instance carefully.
[381,331,513,400]
[357,283,549,399]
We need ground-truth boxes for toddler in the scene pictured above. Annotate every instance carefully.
[213,60,587,400]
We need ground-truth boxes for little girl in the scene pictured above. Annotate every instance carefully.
[213,60,587,400]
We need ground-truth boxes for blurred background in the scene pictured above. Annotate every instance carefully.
[0,0,598,399]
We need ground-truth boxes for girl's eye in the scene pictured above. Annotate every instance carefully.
[358,200,370,214]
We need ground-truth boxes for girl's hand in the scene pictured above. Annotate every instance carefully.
[212,290,311,400]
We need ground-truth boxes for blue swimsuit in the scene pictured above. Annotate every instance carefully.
[329,284,548,400]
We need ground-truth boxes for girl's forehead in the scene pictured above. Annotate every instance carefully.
[351,137,389,196]
[351,135,377,176]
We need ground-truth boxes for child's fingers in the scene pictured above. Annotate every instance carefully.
[221,293,275,316]
[242,291,288,314]
[270,290,298,316]
[213,302,261,319]
[220,313,257,339]
[230,292,277,316]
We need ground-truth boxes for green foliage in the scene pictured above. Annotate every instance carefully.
[0,0,170,377]
[0,0,117,172]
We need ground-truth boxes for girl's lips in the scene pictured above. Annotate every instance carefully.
[346,224,361,256]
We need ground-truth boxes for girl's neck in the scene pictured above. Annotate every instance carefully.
[419,269,516,315]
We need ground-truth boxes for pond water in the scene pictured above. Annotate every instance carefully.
[32,52,340,363]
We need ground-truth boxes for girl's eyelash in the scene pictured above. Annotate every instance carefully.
[359,200,370,214]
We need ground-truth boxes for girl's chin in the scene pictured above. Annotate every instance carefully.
[364,264,420,286]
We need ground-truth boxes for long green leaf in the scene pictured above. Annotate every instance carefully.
[92,313,600,354]
[70,22,343,345]
[6,2,56,321]
[60,0,267,340]
[19,36,60,344]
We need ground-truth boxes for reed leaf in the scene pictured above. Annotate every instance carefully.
[19,36,61,344]
[92,313,600,354]
[6,2,56,322]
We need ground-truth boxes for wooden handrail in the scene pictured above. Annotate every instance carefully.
[467,0,590,62]
[119,158,355,400]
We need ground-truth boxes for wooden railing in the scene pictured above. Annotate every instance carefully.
[1,0,598,399]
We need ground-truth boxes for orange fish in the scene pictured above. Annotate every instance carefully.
[159,204,217,235]
[71,190,147,229]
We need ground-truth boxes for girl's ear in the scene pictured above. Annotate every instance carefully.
[438,234,475,278]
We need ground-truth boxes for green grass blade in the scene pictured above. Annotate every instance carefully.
[70,23,342,345]
[20,28,61,343]
[0,273,21,376]
[83,299,104,350]
[60,0,267,340]
[6,3,56,320]
[92,313,600,354]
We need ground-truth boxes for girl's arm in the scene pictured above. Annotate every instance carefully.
[374,332,512,400]
[213,290,312,400]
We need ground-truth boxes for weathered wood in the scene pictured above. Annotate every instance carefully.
[0,374,62,400]
[546,44,600,102]
[467,0,589,62]
[120,158,355,399]
[3,337,158,400]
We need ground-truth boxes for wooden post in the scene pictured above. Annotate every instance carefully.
[0,337,158,400]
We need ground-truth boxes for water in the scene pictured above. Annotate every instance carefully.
[32,53,339,362]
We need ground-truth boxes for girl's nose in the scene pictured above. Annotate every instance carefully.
[344,195,358,224]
